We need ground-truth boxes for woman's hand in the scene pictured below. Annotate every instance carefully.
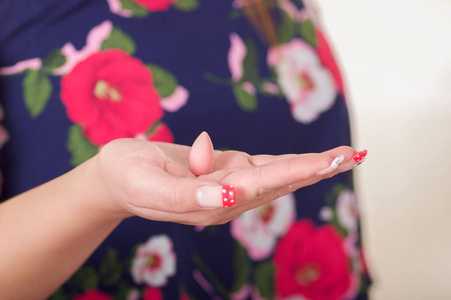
[97,132,361,225]
[0,131,364,298]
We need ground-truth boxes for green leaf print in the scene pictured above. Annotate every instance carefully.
[241,39,258,83]
[230,242,251,293]
[147,64,178,98]
[299,19,317,47]
[67,265,99,291]
[42,49,66,72]
[99,248,123,286]
[254,262,275,299]
[101,27,136,55]
[22,69,52,118]
[112,281,133,300]
[67,125,99,166]
[278,9,296,44]
[324,183,351,237]
[172,0,200,11]
[48,288,68,300]
[119,0,149,17]
[232,84,258,112]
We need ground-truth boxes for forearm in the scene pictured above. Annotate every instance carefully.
[0,156,125,299]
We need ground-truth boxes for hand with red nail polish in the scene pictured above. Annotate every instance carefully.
[0,131,366,298]
[95,132,365,226]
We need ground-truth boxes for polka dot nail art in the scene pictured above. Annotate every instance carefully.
[222,185,236,208]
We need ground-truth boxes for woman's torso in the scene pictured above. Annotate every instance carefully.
[0,1,370,299]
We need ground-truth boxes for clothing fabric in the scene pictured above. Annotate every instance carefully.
[0,0,370,299]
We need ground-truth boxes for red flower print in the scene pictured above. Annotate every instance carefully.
[131,0,177,12]
[143,287,163,300]
[61,49,163,146]
[316,30,346,97]
[73,289,112,300]
[273,220,352,300]
[147,123,174,143]
[180,292,190,300]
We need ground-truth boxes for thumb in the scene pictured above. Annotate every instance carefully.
[135,167,235,213]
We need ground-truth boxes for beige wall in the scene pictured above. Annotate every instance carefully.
[316,0,451,299]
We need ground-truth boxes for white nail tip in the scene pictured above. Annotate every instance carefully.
[317,155,344,175]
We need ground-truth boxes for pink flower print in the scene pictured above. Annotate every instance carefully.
[228,32,247,82]
[131,235,176,287]
[0,21,112,76]
[240,82,256,95]
[126,289,140,300]
[231,193,296,260]
[160,86,189,112]
[342,272,361,300]
[278,0,306,23]
[55,21,114,75]
[106,0,133,17]
[0,58,42,75]
[262,82,280,95]
[267,39,336,124]
[231,284,252,300]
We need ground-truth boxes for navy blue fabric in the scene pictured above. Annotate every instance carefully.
[0,1,369,299]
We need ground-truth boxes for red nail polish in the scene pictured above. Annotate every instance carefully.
[222,185,236,208]
[353,150,368,164]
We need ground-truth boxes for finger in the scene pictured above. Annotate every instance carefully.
[336,149,368,173]
[248,153,299,166]
[230,146,357,200]
[125,162,230,215]
[189,132,215,176]
[248,146,355,168]
[315,146,356,177]
[271,148,368,201]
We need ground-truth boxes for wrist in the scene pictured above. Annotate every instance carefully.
[75,155,132,223]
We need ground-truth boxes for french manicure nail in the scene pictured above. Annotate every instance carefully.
[317,155,344,175]
[196,185,236,208]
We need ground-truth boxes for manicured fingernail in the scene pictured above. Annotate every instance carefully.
[353,150,368,165]
[196,185,236,208]
[222,185,236,208]
[317,155,344,175]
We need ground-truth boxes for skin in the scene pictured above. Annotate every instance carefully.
[0,132,358,299]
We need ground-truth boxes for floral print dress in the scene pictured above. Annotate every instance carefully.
[0,1,370,299]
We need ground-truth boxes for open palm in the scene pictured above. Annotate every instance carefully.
[97,132,357,225]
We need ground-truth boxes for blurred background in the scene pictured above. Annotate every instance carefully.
[316,0,451,299]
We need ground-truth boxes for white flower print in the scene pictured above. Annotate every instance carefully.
[336,189,359,232]
[267,38,336,124]
[231,193,296,260]
[131,234,176,287]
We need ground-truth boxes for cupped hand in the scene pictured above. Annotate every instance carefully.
[96,132,362,226]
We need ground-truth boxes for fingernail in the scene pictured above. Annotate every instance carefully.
[317,155,344,175]
[196,185,236,208]
[353,150,368,165]
[221,185,236,207]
